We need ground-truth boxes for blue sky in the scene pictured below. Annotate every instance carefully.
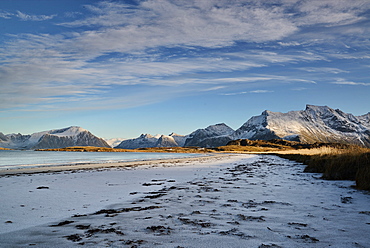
[1,0,369,139]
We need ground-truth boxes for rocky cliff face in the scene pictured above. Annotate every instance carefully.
[0,126,110,149]
[234,105,370,147]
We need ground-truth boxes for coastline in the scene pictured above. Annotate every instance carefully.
[0,153,231,176]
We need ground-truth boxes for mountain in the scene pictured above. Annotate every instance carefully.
[155,135,179,147]
[115,134,162,149]
[233,105,370,147]
[114,124,234,149]
[168,133,188,147]
[184,123,234,147]
[0,126,110,150]
[104,138,126,148]
[115,133,188,149]
[3,105,368,150]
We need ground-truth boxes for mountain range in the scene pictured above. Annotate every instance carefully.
[1,105,369,150]
[115,105,370,148]
[0,126,110,150]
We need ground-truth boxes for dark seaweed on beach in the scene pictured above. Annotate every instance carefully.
[93,205,162,215]
[49,220,74,227]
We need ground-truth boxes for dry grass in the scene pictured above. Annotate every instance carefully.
[277,146,370,190]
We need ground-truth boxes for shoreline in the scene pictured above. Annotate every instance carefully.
[0,153,232,176]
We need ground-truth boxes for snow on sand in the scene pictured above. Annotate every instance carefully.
[0,154,370,247]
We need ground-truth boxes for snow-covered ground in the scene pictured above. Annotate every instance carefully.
[0,154,369,247]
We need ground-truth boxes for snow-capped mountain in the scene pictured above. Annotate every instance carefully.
[115,134,162,149]
[233,105,370,147]
[184,123,235,147]
[168,133,188,147]
[3,105,368,150]
[155,135,179,147]
[0,126,110,150]
[114,123,235,149]
[104,138,126,148]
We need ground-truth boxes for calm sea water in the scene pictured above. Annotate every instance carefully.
[0,150,203,171]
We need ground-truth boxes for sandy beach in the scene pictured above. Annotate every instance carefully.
[0,154,370,247]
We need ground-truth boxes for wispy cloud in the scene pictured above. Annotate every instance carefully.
[0,11,12,19]
[291,87,308,91]
[0,10,56,21]
[201,86,227,92]
[292,0,368,26]
[1,0,369,112]
[298,67,349,74]
[15,11,56,21]
[332,79,370,86]
[222,90,273,96]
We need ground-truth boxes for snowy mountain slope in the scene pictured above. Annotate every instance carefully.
[155,135,179,147]
[2,105,368,149]
[169,133,187,147]
[0,126,110,149]
[358,112,370,129]
[114,124,235,149]
[233,105,370,147]
[114,134,162,149]
[0,132,7,142]
[184,123,234,147]
[104,138,126,148]
[114,133,188,149]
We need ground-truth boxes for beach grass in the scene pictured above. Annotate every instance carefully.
[276,146,370,190]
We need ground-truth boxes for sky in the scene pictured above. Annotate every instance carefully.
[0,0,369,139]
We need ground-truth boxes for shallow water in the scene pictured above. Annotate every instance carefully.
[0,150,202,170]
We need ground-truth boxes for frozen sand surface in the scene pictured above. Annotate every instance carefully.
[0,154,370,247]
[0,154,237,234]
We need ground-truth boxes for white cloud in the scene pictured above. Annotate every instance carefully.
[278,41,302,47]
[1,0,369,112]
[0,11,12,19]
[201,86,227,92]
[332,79,370,86]
[298,67,349,74]
[15,11,56,21]
[249,90,274,93]
[222,89,273,96]
[0,10,56,21]
[291,87,308,91]
[294,0,369,26]
[59,0,298,50]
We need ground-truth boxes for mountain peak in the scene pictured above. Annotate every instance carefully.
[49,126,87,136]
[305,104,331,112]
[235,105,370,147]
[0,126,109,149]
